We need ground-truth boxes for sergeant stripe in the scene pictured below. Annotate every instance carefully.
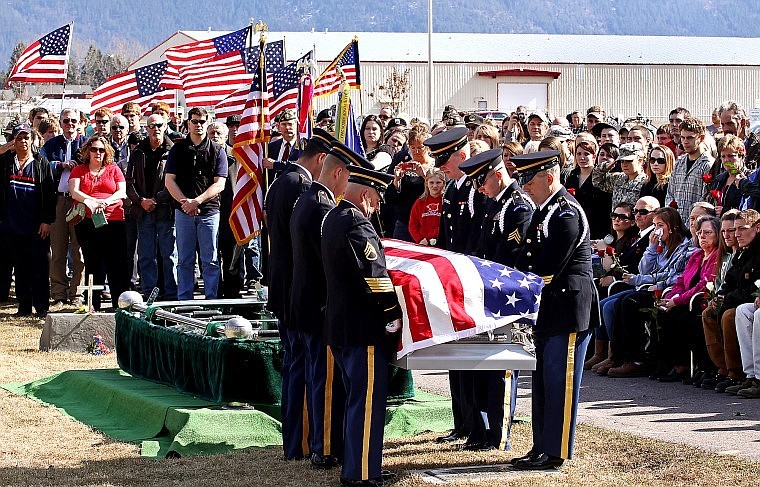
[541,275,553,285]
[324,346,335,455]
[362,346,376,480]
[499,370,513,450]
[560,332,577,459]
[365,277,394,292]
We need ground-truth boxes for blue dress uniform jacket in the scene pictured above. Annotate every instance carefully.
[263,162,311,460]
[322,199,402,346]
[470,181,534,450]
[289,181,346,462]
[476,181,534,267]
[514,187,594,336]
[321,198,401,482]
[264,163,311,322]
[437,177,486,254]
[514,186,594,460]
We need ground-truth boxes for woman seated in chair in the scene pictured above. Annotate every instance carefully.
[601,207,694,377]
[653,215,720,382]
[585,202,639,370]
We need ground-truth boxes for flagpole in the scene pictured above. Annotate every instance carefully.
[427,1,433,123]
[61,21,74,112]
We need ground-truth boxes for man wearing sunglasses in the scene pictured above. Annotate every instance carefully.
[92,108,113,137]
[126,113,177,301]
[42,108,87,309]
[164,107,227,300]
[109,114,138,291]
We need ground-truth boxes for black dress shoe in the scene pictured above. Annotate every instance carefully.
[701,374,726,390]
[716,377,740,393]
[509,450,541,465]
[310,453,340,469]
[683,369,704,385]
[658,368,688,383]
[512,453,564,470]
[461,441,496,452]
[339,477,383,486]
[435,429,466,443]
[695,371,714,388]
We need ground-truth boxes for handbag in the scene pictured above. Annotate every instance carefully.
[65,201,86,225]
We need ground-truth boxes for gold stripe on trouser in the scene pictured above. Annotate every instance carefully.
[362,346,376,480]
[302,387,310,455]
[560,332,577,459]
[324,346,335,455]
[499,370,513,450]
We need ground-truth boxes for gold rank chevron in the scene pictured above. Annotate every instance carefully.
[363,241,378,261]
[541,275,553,285]
[508,229,521,243]
[365,277,394,293]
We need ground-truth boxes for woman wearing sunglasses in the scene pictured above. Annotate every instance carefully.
[69,135,129,310]
[640,144,674,207]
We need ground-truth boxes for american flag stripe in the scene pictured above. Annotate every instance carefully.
[313,40,360,98]
[213,73,275,119]
[229,50,271,244]
[91,61,174,115]
[161,26,250,88]
[382,239,543,358]
[179,51,252,107]
[7,24,70,86]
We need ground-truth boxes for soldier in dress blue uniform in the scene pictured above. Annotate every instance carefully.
[509,150,596,470]
[321,155,401,487]
[289,132,352,469]
[459,148,535,451]
[264,126,327,461]
[423,126,487,444]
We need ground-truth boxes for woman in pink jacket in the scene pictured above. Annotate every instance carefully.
[655,214,720,382]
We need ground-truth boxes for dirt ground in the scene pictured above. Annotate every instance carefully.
[0,304,758,486]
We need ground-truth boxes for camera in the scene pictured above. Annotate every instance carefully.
[517,112,526,121]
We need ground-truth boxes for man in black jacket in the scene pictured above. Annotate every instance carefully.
[0,124,56,317]
[126,113,176,300]
[511,150,595,470]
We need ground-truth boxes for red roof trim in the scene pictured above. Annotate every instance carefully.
[478,69,561,79]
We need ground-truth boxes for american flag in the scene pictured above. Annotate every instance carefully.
[6,24,71,86]
[313,39,361,98]
[229,50,271,244]
[180,40,284,108]
[90,61,176,115]
[160,26,250,89]
[213,45,300,119]
[269,51,313,119]
[382,239,543,359]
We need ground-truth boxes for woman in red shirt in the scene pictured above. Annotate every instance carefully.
[408,169,445,246]
[69,136,129,310]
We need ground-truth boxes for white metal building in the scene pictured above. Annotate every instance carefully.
[132,31,760,125]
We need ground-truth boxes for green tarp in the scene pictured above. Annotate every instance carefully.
[115,310,416,404]
[2,369,453,457]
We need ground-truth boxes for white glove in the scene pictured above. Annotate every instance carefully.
[385,319,401,334]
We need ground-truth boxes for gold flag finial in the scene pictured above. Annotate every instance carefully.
[253,20,268,42]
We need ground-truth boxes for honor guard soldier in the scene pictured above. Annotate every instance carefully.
[264,127,326,461]
[423,126,487,444]
[289,132,350,469]
[510,150,596,470]
[321,154,401,486]
[459,147,535,452]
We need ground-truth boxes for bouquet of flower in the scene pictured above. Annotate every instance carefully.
[704,281,722,318]
[85,335,111,355]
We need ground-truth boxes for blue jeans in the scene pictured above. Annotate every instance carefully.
[175,209,220,299]
[599,289,635,341]
[137,214,178,300]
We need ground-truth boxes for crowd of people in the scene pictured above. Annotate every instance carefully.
[3,97,760,484]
